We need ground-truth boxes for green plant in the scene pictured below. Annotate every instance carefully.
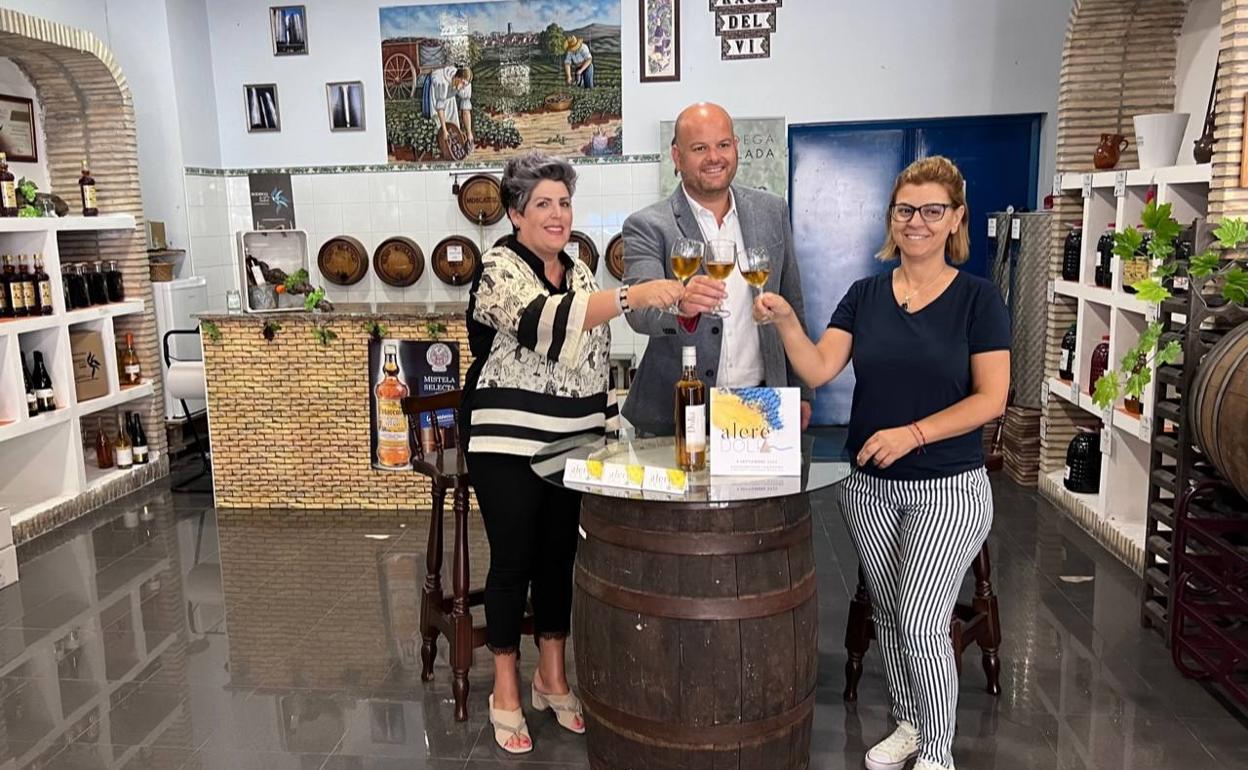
[425,320,447,340]
[568,88,621,127]
[201,320,221,342]
[16,177,41,217]
[312,324,337,346]
[303,286,326,311]
[262,320,282,341]
[362,320,388,341]
[1092,201,1247,409]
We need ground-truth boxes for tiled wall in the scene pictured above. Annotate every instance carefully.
[184,161,664,359]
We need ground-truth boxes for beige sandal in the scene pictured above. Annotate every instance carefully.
[531,683,586,735]
[488,694,533,754]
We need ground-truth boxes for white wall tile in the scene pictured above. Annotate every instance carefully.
[631,164,660,196]
[228,206,252,236]
[225,177,250,207]
[312,174,345,204]
[291,174,316,207]
[339,174,369,203]
[395,173,425,202]
[397,202,427,233]
[368,173,401,203]
[203,178,227,206]
[600,165,632,194]
[184,175,207,207]
[369,202,401,234]
[341,202,371,234]
[312,204,343,234]
[574,165,601,199]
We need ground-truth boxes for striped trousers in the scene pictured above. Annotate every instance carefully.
[836,467,993,769]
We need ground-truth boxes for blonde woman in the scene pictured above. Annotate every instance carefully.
[754,156,1010,770]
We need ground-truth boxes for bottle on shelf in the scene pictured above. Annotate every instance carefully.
[1061,225,1082,282]
[1095,223,1115,288]
[94,418,114,469]
[31,351,54,412]
[1123,227,1151,295]
[0,152,16,217]
[21,354,37,417]
[2,254,27,317]
[119,332,141,387]
[66,263,91,309]
[374,342,411,468]
[80,160,98,217]
[114,415,133,469]
[0,257,9,319]
[104,260,125,302]
[1063,426,1102,494]
[32,254,52,315]
[1088,334,1110,396]
[674,345,707,472]
[128,412,149,465]
[17,256,38,316]
[85,261,108,305]
[1059,323,1077,381]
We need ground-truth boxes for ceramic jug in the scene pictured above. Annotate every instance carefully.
[1093,133,1129,169]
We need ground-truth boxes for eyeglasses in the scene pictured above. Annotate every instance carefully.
[890,203,954,223]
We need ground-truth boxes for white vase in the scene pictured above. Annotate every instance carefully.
[1133,113,1190,169]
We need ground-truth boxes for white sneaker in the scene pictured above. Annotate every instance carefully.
[864,721,920,770]
[913,760,954,770]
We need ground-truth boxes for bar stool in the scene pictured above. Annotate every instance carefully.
[843,541,1002,702]
[402,390,534,722]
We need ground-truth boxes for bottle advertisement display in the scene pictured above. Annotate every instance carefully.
[368,339,459,472]
[709,387,802,476]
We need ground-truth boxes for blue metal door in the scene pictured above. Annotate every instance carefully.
[790,114,1041,425]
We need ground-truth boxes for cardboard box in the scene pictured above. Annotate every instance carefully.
[0,545,18,589]
[70,329,109,402]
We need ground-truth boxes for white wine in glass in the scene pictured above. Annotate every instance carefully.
[703,239,736,318]
[739,246,774,324]
[667,238,704,314]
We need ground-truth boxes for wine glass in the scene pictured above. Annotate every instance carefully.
[738,245,773,324]
[703,239,736,318]
[667,238,704,314]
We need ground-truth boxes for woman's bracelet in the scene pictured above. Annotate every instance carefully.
[616,285,631,314]
[909,422,927,453]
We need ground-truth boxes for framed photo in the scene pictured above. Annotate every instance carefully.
[0,94,37,162]
[639,0,680,83]
[244,84,281,133]
[326,81,365,131]
[270,5,308,56]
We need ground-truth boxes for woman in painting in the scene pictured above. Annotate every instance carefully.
[564,36,594,88]
[421,65,474,149]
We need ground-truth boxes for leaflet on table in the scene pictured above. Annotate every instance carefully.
[706,474,803,501]
[563,458,689,495]
[709,387,802,476]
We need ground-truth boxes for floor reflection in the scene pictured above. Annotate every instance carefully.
[0,477,1241,769]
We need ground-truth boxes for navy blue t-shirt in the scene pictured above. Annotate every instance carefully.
[828,270,1010,480]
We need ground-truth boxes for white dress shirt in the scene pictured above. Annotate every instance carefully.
[683,187,765,387]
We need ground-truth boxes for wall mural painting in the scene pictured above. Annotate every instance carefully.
[381,1,623,164]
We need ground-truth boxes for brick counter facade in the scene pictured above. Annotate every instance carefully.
[201,312,472,510]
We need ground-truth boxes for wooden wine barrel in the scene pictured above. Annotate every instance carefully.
[1190,320,1248,500]
[573,493,816,769]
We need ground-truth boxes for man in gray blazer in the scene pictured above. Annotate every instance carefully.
[622,102,812,436]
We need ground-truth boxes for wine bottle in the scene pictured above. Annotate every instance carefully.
[674,345,707,471]
[33,255,52,315]
[21,354,37,417]
[95,418,114,469]
[2,254,26,317]
[32,351,54,412]
[0,257,10,319]
[114,415,133,469]
[129,413,149,465]
[0,152,16,217]
[17,256,37,316]
[120,333,141,386]
[80,160,98,216]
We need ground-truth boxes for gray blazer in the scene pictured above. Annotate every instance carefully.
[621,184,813,436]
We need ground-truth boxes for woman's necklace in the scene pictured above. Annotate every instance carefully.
[899,265,949,312]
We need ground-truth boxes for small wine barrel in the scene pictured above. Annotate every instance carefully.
[1190,320,1248,500]
[574,493,816,769]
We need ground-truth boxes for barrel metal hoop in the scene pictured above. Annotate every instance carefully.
[580,510,812,556]
[575,566,816,620]
[581,688,814,749]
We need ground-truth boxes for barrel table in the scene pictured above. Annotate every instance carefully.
[532,434,850,770]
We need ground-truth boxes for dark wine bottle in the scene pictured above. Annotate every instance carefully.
[32,351,54,412]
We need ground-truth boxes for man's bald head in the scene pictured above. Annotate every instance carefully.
[670,102,739,202]
[672,102,734,148]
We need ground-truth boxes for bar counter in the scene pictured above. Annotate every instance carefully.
[198,304,471,510]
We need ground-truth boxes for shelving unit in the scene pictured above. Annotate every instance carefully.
[1039,164,1210,573]
[0,214,154,561]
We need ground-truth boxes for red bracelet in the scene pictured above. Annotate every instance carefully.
[910,422,927,453]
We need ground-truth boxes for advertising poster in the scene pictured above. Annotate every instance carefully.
[249,172,296,229]
[660,116,787,198]
[369,339,460,471]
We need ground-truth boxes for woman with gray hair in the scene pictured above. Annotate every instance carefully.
[461,151,683,754]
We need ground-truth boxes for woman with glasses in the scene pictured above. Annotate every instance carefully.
[753,155,1010,770]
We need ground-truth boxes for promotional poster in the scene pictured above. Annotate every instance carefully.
[368,339,460,471]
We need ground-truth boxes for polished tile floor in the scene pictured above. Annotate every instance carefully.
[1,474,1244,770]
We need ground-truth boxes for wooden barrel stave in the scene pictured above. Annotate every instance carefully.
[575,493,816,769]
[1190,322,1248,500]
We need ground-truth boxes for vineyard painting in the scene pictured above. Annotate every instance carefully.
[380,1,623,164]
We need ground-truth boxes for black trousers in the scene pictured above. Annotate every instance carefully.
[466,451,582,654]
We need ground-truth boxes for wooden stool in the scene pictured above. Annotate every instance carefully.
[403,390,533,721]
[843,542,1002,702]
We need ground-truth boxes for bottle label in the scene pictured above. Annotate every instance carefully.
[9,286,24,311]
[20,282,34,308]
[1064,465,1071,480]
[376,398,410,459]
[1060,350,1072,371]
[1,180,15,208]
[124,364,141,377]
[26,392,36,410]
[83,184,97,209]
[116,447,133,467]
[36,388,53,400]
[684,404,706,451]
[133,445,148,462]
[38,279,52,307]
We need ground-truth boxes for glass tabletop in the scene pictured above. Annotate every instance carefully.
[530,428,852,503]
